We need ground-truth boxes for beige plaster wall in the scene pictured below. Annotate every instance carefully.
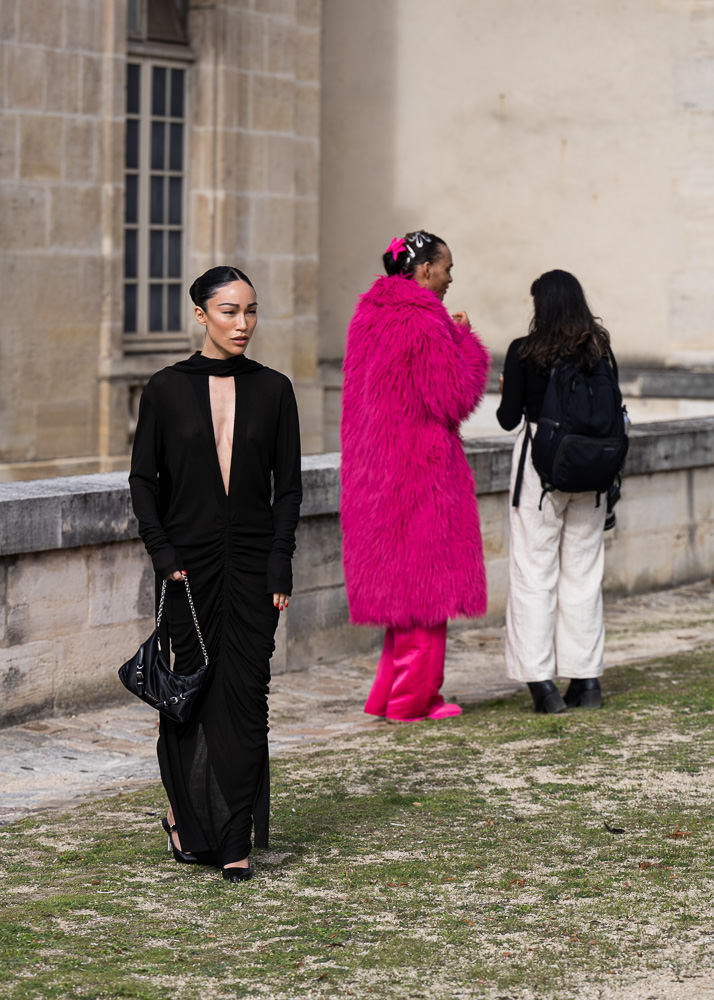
[320,0,714,393]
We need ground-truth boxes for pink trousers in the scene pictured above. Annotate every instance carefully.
[364,622,460,721]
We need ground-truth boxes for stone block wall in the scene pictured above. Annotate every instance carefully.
[0,0,125,479]
[1,542,152,722]
[1,0,324,482]
[187,0,323,453]
[2,419,714,727]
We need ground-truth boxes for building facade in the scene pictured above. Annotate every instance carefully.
[3,0,714,477]
[0,0,321,480]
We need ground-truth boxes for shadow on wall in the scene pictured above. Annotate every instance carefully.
[319,2,398,448]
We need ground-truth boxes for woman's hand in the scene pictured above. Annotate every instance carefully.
[451,310,470,327]
[166,570,185,581]
[273,593,289,611]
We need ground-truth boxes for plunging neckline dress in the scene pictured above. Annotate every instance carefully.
[129,352,302,864]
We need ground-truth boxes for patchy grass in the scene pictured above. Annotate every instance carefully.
[1,650,713,999]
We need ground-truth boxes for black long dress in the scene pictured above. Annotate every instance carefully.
[129,352,302,864]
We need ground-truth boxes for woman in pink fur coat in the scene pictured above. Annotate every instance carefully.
[340,230,491,722]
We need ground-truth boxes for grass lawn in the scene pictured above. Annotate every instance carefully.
[1,648,713,999]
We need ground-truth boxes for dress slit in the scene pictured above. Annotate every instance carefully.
[208,374,236,498]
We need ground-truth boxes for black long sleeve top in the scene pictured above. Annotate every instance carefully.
[129,353,302,595]
[496,337,550,430]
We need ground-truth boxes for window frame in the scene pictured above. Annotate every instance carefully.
[123,55,191,354]
[128,0,189,45]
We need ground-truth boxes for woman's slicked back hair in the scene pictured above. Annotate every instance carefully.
[189,266,255,310]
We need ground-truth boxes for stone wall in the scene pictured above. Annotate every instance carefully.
[0,0,323,482]
[2,418,714,727]
[6,0,714,479]
[185,0,323,453]
[0,0,125,478]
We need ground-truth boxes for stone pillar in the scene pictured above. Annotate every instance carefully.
[0,0,126,481]
[187,0,323,453]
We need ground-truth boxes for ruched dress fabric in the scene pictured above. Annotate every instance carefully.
[129,352,301,865]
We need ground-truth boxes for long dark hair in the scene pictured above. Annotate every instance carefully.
[519,269,611,372]
[189,265,254,310]
[382,230,446,278]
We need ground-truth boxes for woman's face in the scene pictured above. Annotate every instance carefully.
[414,244,453,300]
[195,280,257,359]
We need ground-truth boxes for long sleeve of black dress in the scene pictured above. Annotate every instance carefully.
[265,377,302,594]
[129,392,184,579]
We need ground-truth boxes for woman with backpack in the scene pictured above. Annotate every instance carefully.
[497,269,623,714]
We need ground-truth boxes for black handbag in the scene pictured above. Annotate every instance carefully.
[118,574,209,724]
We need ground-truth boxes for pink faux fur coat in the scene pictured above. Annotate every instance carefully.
[340,274,491,629]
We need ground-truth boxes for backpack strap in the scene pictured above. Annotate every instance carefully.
[605,345,619,379]
[511,418,533,508]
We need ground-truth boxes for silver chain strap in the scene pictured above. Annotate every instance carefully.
[156,575,209,666]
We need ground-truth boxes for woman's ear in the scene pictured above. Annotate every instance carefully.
[194,305,207,326]
[413,260,429,284]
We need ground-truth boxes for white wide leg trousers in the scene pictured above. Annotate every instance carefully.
[505,424,607,683]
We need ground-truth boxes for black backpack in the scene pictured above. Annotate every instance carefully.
[515,352,629,508]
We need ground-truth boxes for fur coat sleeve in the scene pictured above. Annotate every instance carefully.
[340,275,491,629]
[400,302,490,428]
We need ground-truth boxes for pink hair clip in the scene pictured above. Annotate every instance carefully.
[387,236,406,261]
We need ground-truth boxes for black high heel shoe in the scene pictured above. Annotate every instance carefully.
[527,680,566,714]
[161,817,198,865]
[563,677,602,709]
[222,865,252,883]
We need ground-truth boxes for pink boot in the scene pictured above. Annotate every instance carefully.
[364,623,453,722]
[427,701,462,719]
[364,629,396,717]
[422,623,461,719]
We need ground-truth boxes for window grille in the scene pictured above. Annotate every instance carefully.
[123,59,188,352]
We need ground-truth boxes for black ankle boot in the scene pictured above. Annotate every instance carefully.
[563,677,602,709]
[527,680,566,714]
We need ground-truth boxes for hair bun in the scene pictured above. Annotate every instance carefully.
[381,230,443,278]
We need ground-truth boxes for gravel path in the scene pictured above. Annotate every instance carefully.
[1,579,713,825]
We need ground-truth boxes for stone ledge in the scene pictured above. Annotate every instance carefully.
[0,474,135,557]
[487,363,714,399]
[2,418,714,557]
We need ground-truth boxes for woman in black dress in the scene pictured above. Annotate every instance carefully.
[129,266,302,882]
